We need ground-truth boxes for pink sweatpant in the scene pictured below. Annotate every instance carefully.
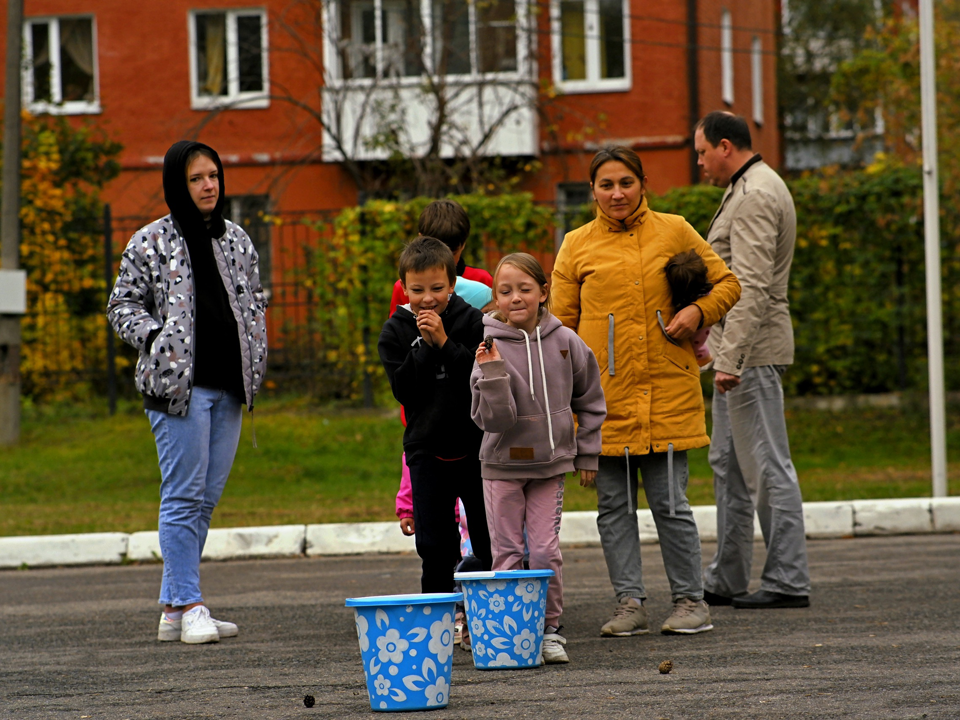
[482,475,564,627]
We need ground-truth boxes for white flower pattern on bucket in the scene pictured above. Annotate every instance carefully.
[424,676,449,707]
[356,614,370,652]
[518,581,540,604]
[513,628,538,659]
[428,613,454,663]
[376,628,408,664]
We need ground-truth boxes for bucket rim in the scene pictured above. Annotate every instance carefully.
[454,569,555,580]
[345,592,462,607]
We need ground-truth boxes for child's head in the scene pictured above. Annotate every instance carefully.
[491,253,549,333]
[398,236,457,315]
[418,200,471,262]
[664,250,712,311]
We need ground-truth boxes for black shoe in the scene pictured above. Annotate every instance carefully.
[732,590,810,609]
[702,590,734,606]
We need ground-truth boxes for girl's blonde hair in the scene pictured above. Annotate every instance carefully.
[490,252,550,323]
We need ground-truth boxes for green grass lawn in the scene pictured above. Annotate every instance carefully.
[1,396,957,537]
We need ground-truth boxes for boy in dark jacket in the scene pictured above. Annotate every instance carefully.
[378,236,493,592]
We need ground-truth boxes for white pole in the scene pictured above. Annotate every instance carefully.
[919,0,947,497]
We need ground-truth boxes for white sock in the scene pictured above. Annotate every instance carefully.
[163,610,183,621]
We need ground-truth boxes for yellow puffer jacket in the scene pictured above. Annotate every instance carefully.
[551,197,740,456]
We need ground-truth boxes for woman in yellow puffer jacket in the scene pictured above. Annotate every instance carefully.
[551,146,740,638]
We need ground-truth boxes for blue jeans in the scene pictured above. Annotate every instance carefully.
[146,387,243,607]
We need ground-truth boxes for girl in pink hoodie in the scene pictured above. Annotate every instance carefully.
[471,253,606,664]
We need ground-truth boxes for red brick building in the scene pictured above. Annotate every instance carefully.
[2,1,782,221]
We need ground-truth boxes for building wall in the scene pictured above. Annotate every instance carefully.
[2,0,782,220]
[695,0,781,168]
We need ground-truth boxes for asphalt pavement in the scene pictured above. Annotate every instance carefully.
[2,534,959,719]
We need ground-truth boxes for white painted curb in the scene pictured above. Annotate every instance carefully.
[1,498,956,569]
[0,533,128,570]
[932,497,960,532]
[853,498,932,536]
[126,525,306,562]
[306,522,416,556]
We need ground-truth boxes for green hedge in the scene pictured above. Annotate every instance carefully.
[307,166,957,403]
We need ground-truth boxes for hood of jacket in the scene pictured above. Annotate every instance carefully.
[595,194,649,233]
[162,140,227,241]
[481,310,563,341]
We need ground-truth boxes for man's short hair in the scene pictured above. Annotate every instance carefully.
[398,236,457,285]
[696,111,753,151]
[418,199,471,251]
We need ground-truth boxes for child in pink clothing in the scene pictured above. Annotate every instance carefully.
[471,254,606,665]
[664,249,714,368]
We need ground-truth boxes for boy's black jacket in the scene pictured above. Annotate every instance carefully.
[378,294,484,461]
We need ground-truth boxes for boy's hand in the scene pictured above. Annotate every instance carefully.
[577,468,597,487]
[476,339,501,364]
[417,309,447,348]
[399,517,415,536]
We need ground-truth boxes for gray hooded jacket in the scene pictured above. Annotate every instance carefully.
[471,312,606,480]
[107,141,267,416]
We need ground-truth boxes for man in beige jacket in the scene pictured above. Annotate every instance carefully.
[694,112,811,609]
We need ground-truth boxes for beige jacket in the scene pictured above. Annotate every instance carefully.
[705,159,796,375]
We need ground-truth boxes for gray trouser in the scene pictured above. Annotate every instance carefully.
[595,451,703,602]
[703,365,811,597]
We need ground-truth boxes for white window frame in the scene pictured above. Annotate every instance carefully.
[549,0,631,94]
[323,0,532,87]
[22,15,101,115]
[751,35,763,126]
[189,8,270,110]
[721,9,733,106]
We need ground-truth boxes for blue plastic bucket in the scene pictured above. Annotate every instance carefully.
[453,570,554,670]
[345,592,462,712]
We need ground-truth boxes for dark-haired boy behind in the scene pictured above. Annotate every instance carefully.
[378,237,493,592]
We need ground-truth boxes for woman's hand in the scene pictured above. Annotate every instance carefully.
[399,517,415,536]
[578,469,597,487]
[664,304,703,341]
[476,340,501,364]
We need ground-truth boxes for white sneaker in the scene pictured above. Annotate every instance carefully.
[179,606,220,644]
[158,610,238,642]
[541,627,570,664]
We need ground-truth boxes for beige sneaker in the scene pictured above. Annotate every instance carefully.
[661,598,714,635]
[600,597,650,636]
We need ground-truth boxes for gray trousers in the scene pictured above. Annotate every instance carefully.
[595,451,703,602]
[703,365,811,597]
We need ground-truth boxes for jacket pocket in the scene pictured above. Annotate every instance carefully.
[577,318,609,375]
[493,409,576,464]
[662,340,699,378]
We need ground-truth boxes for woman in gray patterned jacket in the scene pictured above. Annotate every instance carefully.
[107,140,268,644]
